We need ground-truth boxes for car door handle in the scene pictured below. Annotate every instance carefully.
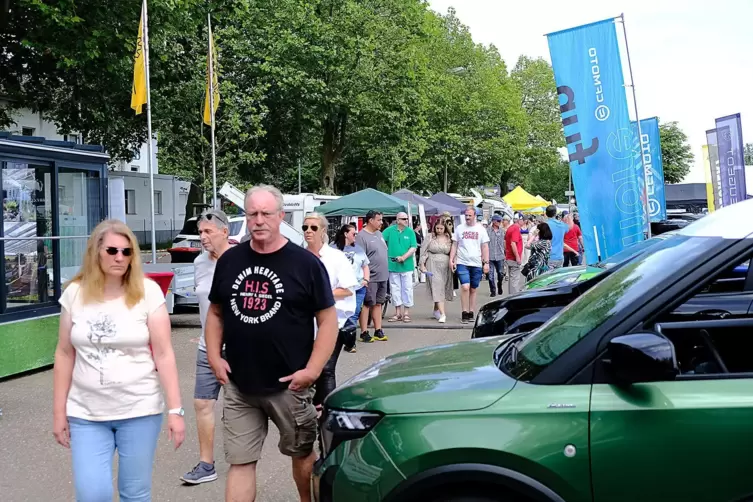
[698,310,730,319]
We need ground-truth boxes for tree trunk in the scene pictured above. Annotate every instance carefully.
[320,111,348,194]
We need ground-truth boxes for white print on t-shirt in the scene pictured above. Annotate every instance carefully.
[231,265,286,324]
[86,313,120,386]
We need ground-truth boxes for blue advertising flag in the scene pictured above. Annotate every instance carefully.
[631,117,666,221]
[715,114,747,206]
[547,18,644,263]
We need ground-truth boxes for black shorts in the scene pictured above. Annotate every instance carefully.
[363,280,387,306]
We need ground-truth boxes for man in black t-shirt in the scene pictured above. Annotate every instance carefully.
[205,184,337,502]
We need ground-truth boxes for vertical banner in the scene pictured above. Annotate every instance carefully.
[702,145,715,212]
[706,129,723,208]
[715,114,747,206]
[547,18,644,263]
[631,117,666,221]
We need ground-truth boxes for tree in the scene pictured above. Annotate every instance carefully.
[659,121,694,184]
[510,55,566,196]
[744,143,753,165]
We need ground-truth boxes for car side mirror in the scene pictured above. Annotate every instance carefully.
[605,333,679,385]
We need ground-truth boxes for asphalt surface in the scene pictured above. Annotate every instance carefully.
[0,282,498,502]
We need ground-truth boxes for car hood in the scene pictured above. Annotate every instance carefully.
[526,265,602,289]
[326,336,517,414]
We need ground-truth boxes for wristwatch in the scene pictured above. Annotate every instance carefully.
[168,407,185,416]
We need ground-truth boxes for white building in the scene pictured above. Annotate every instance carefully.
[2,104,155,174]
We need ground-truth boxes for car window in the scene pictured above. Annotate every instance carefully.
[696,259,750,294]
[179,218,198,236]
[664,324,753,376]
[228,220,244,236]
[504,235,724,382]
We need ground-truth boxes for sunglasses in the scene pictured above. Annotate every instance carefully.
[200,212,228,225]
[302,224,319,232]
[398,218,408,221]
[104,247,132,257]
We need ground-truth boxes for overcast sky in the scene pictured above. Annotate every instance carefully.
[428,0,753,183]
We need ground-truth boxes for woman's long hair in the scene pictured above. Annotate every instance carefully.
[432,219,452,240]
[334,224,354,251]
[65,220,145,308]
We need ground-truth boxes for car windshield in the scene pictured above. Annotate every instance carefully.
[596,236,664,269]
[503,235,724,381]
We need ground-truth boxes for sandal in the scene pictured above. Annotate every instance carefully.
[403,315,412,323]
[388,315,403,322]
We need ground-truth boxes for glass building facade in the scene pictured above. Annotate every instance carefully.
[0,135,109,378]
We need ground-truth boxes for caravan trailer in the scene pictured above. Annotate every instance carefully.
[283,193,340,230]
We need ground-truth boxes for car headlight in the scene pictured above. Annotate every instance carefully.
[321,409,383,457]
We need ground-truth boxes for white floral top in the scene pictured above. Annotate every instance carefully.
[59,278,165,421]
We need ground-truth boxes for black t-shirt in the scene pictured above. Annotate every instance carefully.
[209,240,335,394]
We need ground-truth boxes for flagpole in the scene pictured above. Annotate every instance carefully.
[208,14,218,209]
[618,13,652,238]
[142,0,158,262]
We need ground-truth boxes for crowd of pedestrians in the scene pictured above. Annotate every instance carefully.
[50,183,580,501]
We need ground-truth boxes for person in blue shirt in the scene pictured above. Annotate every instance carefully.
[545,205,569,269]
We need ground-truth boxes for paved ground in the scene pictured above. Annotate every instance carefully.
[0,282,503,501]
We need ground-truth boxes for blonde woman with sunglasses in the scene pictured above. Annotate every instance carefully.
[52,220,184,501]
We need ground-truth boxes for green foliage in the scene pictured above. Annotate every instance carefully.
[744,143,753,166]
[659,121,694,184]
[1,0,570,206]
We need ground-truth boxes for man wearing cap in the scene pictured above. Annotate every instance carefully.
[181,208,232,485]
[487,214,506,297]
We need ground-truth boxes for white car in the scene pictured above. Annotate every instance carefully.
[172,214,303,251]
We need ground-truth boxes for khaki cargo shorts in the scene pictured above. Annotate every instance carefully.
[222,380,318,465]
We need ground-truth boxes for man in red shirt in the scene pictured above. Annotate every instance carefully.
[563,212,584,266]
[504,214,523,294]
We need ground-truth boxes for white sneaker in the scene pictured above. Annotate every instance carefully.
[433,310,441,320]
[438,314,446,323]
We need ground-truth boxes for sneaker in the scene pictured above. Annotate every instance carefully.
[438,314,446,323]
[468,311,475,321]
[461,311,469,324]
[433,310,441,320]
[360,331,374,343]
[342,345,357,353]
[181,461,218,485]
[372,329,388,342]
[490,292,497,298]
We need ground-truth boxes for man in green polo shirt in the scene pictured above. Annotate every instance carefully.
[382,212,417,323]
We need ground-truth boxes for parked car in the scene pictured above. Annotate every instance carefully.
[525,233,672,290]
[314,198,753,502]
[475,235,749,340]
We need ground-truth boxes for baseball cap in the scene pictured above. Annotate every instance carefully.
[561,210,570,217]
[491,214,503,222]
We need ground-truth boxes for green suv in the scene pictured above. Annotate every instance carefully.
[314,199,753,502]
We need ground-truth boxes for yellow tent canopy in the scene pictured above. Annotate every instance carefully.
[534,195,550,205]
[503,186,545,211]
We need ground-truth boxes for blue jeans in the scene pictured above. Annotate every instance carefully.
[69,414,163,502]
[487,259,505,295]
[345,286,367,330]
[456,264,483,289]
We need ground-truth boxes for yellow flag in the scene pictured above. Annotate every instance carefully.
[702,145,715,213]
[131,4,147,115]
[203,23,220,126]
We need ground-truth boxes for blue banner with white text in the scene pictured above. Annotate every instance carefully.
[715,114,747,206]
[631,117,666,221]
[547,18,644,263]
